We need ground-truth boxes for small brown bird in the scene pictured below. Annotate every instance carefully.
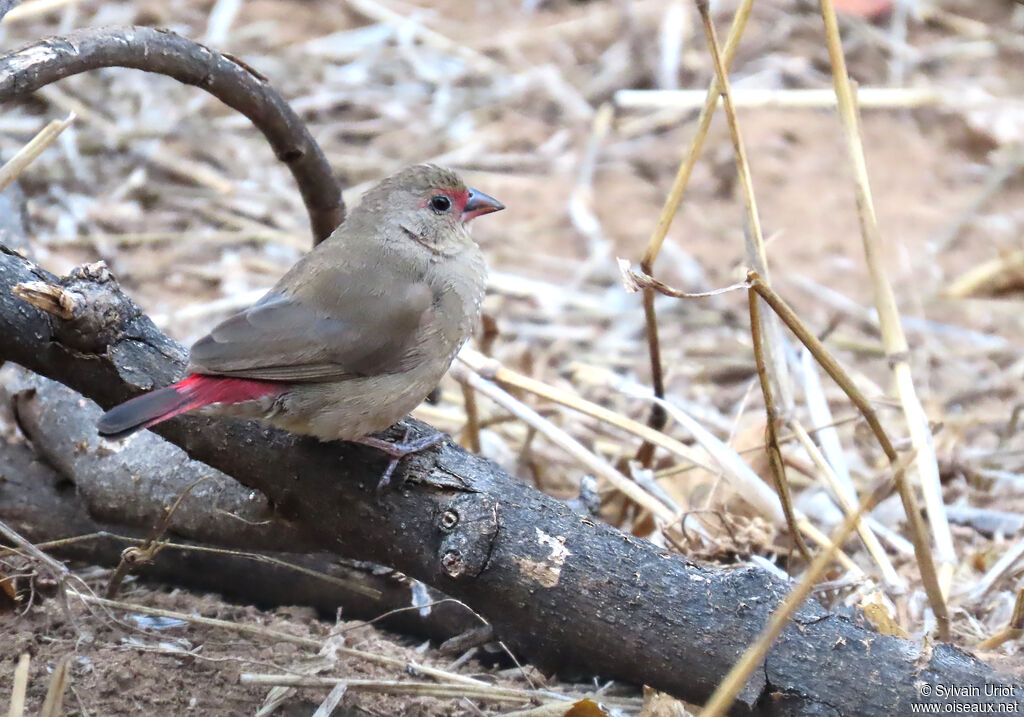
[98,165,503,484]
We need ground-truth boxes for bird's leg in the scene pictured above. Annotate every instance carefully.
[355,427,446,490]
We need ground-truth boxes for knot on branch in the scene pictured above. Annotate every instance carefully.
[437,493,498,580]
[14,261,140,354]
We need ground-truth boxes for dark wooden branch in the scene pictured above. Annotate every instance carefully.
[5,367,319,554]
[0,427,472,641]
[0,26,344,245]
[1,249,1021,714]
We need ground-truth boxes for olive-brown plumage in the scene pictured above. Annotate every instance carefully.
[98,165,502,453]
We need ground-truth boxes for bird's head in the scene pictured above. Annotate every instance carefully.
[356,164,504,253]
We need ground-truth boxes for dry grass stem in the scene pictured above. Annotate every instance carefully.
[459,380,482,453]
[1,0,80,24]
[238,675,640,711]
[347,0,502,74]
[748,285,810,561]
[16,531,381,598]
[696,0,793,412]
[798,349,853,501]
[615,86,947,110]
[71,591,486,686]
[37,655,71,717]
[635,0,755,461]
[619,260,749,298]
[946,250,1024,299]
[971,536,1024,601]
[818,0,953,630]
[8,653,30,717]
[700,469,903,717]
[638,0,754,269]
[796,521,862,575]
[750,270,951,638]
[459,347,716,474]
[790,420,903,589]
[976,588,1024,650]
[451,361,680,525]
[239,676,539,702]
[0,113,74,193]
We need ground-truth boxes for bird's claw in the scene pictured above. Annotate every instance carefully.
[355,428,446,491]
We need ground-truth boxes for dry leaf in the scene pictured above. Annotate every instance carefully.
[639,686,695,716]
[859,590,909,638]
[565,699,612,717]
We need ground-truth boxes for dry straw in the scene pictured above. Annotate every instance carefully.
[818,0,951,636]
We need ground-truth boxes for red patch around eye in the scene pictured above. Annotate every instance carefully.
[445,188,470,213]
[420,187,469,212]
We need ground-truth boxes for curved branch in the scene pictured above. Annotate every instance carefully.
[0,26,344,245]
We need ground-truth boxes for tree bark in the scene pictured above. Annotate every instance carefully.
[1,247,1021,715]
[0,370,476,640]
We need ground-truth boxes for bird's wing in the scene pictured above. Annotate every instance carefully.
[188,282,433,382]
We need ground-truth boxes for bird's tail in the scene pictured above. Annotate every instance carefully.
[97,374,284,438]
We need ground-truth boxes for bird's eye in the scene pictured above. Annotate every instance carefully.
[429,195,452,213]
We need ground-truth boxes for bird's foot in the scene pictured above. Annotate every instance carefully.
[355,428,446,491]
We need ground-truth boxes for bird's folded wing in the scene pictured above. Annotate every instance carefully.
[188,284,433,382]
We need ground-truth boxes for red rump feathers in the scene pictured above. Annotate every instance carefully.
[97,374,285,438]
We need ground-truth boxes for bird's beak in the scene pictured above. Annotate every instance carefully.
[462,188,505,223]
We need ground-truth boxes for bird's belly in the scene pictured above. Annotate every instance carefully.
[270,370,441,442]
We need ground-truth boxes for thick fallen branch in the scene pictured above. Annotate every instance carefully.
[0,371,475,640]
[0,434,471,640]
[0,26,344,244]
[1,248,1021,714]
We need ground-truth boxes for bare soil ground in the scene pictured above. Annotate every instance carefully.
[2,0,1024,714]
